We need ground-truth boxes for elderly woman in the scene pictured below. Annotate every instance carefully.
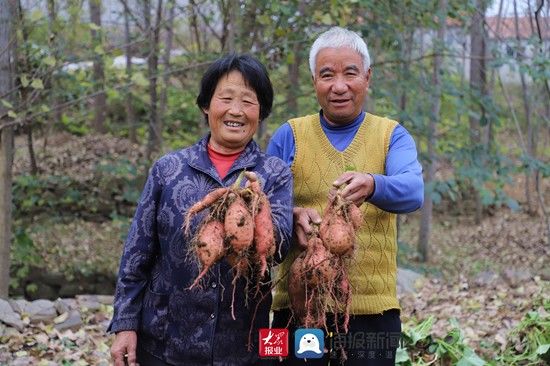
[108,54,293,366]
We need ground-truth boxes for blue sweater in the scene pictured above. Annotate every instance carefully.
[266,111,423,213]
[108,136,293,365]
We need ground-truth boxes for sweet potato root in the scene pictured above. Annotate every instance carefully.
[319,191,362,256]
[288,190,361,340]
[185,170,280,323]
[243,171,276,277]
[188,219,225,289]
[184,187,229,235]
[348,202,363,231]
[320,213,355,256]
[224,193,254,254]
[252,194,275,277]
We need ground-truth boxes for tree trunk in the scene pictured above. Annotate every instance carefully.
[286,44,301,118]
[534,0,550,244]
[157,0,175,151]
[188,0,202,54]
[486,0,504,153]
[226,0,237,52]
[26,126,37,174]
[0,0,15,299]
[219,0,238,52]
[16,0,38,174]
[145,0,163,158]
[239,1,258,52]
[397,30,413,242]
[469,0,487,223]
[89,0,106,133]
[44,0,62,152]
[122,0,136,143]
[418,0,446,262]
[513,0,535,214]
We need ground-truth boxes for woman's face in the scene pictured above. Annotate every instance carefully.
[203,70,260,154]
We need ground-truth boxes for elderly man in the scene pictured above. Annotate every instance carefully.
[267,27,424,365]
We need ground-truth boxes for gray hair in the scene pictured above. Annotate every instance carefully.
[308,26,371,75]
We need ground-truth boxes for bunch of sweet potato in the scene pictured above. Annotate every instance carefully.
[183,171,275,317]
[288,190,362,334]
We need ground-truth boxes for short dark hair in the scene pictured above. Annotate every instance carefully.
[196,54,274,122]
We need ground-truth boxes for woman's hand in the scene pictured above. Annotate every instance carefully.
[111,330,138,366]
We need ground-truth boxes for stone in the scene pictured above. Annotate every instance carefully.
[14,299,57,324]
[540,267,550,281]
[474,271,498,287]
[95,295,114,305]
[53,310,83,332]
[76,295,102,311]
[502,268,532,288]
[397,268,425,295]
[10,356,35,366]
[0,298,24,331]
[54,298,71,315]
[8,299,24,314]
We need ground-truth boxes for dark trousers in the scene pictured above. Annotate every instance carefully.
[269,308,401,366]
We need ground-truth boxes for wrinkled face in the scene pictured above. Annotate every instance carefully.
[313,47,371,126]
[204,70,260,153]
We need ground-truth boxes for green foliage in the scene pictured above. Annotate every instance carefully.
[13,174,88,216]
[9,226,41,291]
[496,298,550,365]
[25,217,129,280]
[13,158,149,222]
[95,158,146,205]
[399,301,550,365]
[397,317,487,365]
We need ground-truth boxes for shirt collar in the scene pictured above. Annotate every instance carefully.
[319,110,365,131]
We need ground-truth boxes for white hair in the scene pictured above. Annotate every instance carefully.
[308,27,371,75]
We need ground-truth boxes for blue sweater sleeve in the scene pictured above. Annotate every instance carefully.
[266,122,295,166]
[369,125,424,213]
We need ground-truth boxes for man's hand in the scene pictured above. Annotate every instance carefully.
[332,172,375,207]
[111,330,138,366]
[293,207,322,250]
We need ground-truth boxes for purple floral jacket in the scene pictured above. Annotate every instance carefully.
[108,136,293,365]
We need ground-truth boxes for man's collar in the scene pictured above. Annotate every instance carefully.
[319,110,365,128]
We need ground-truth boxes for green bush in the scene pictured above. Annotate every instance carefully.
[398,298,550,365]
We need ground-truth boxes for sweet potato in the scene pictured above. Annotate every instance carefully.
[288,189,358,336]
[320,212,355,256]
[303,237,335,286]
[224,193,254,254]
[243,171,276,277]
[288,253,308,324]
[225,252,249,275]
[188,219,225,289]
[319,191,361,256]
[252,194,275,277]
[348,202,363,231]
[184,187,229,235]
[288,233,337,329]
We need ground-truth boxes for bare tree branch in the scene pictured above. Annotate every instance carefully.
[0,61,212,131]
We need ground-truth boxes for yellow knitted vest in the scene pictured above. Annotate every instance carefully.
[272,113,400,314]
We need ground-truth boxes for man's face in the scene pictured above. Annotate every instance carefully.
[313,47,371,126]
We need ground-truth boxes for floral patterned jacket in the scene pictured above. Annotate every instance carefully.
[108,136,293,365]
